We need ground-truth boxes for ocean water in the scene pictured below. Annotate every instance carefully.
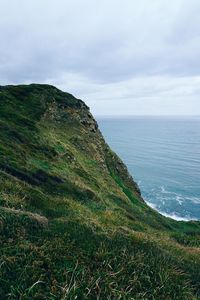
[97,116,200,221]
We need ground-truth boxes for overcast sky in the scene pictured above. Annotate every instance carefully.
[1,0,200,115]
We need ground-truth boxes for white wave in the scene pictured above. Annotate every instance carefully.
[145,200,198,221]
[160,186,180,196]
[160,212,197,221]
[188,197,200,204]
[175,195,183,205]
[145,200,157,210]
[156,187,200,206]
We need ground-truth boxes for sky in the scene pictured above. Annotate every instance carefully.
[0,0,200,115]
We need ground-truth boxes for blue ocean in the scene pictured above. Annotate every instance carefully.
[97,117,200,221]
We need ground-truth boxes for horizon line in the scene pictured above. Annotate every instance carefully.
[95,114,200,118]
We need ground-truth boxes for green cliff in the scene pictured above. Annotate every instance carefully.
[0,84,200,299]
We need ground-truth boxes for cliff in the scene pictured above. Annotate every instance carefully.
[0,84,200,299]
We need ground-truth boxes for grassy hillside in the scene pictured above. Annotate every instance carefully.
[0,84,200,299]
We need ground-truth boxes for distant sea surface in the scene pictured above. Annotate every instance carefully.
[97,116,200,221]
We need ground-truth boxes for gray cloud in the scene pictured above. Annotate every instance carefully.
[0,0,200,114]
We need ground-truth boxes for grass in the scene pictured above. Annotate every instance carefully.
[0,84,199,299]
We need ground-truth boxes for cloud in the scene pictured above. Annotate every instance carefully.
[47,72,200,115]
[0,0,200,114]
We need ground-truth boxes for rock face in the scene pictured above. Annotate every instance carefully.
[0,84,141,203]
[0,84,200,299]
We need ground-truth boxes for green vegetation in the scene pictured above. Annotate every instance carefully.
[0,84,200,299]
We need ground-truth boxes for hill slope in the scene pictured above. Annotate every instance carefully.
[0,84,200,299]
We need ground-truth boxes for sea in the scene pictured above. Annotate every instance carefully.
[97,116,200,221]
